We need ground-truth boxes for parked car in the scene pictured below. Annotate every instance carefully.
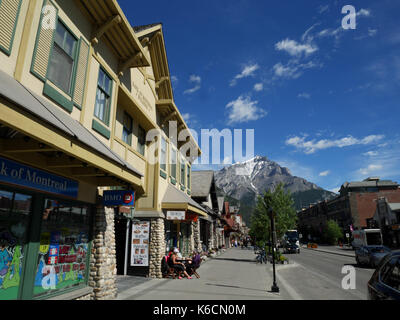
[368,251,400,300]
[355,245,391,268]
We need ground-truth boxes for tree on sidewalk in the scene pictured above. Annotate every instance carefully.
[324,220,343,245]
[250,183,297,247]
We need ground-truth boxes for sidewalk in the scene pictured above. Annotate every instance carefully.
[115,248,293,300]
[302,244,355,257]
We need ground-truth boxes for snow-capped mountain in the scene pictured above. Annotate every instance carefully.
[214,156,336,208]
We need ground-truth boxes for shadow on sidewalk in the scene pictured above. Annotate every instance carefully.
[205,283,268,293]
[212,257,256,263]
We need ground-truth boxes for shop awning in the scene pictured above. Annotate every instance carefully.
[0,70,143,187]
[134,210,164,218]
[389,203,400,212]
[161,185,207,217]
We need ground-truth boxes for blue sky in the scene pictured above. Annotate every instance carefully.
[119,0,400,193]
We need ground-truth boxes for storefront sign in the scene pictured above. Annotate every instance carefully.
[392,225,400,231]
[131,221,150,266]
[166,211,186,220]
[0,156,78,198]
[103,190,135,206]
[185,212,198,222]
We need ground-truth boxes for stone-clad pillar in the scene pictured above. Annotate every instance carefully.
[149,218,165,278]
[89,207,117,300]
[189,221,195,254]
[208,221,214,250]
[193,220,201,252]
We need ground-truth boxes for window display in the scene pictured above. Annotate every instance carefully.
[34,199,91,297]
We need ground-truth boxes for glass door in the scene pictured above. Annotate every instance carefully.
[0,189,32,300]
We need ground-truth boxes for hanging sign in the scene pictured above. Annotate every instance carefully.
[131,221,150,266]
[166,211,186,220]
[0,156,78,198]
[103,190,135,206]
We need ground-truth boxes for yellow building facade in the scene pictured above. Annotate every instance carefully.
[0,0,204,300]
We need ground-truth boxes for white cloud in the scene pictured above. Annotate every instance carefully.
[317,27,343,39]
[226,95,267,125]
[171,75,178,83]
[254,83,263,91]
[357,8,371,17]
[318,5,329,14]
[319,170,330,177]
[182,113,190,122]
[273,60,321,79]
[301,23,321,43]
[275,38,318,57]
[298,92,311,99]
[286,134,385,154]
[328,187,340,194]
[358,164,383,175]
[183,74,201,94]
[230,63,259,86]
[368,28,378,37]
[363,151,378,157]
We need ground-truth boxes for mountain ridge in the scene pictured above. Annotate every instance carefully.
[214,155,337,224]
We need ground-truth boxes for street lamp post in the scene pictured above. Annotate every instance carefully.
[268,208,279,293]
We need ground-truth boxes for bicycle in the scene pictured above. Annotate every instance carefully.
[255,248,268,264]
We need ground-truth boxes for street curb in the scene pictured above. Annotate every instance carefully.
[303,246,355,258]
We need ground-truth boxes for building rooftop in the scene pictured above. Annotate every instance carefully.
[191,171,215,198]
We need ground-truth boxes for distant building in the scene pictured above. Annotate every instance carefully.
[373,198,400,248]
[298,177,400,242]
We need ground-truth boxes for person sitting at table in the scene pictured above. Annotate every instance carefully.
[170,248,192,279]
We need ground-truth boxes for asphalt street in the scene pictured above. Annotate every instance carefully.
[276,248,375,300]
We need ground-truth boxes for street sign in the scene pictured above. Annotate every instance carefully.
[346,233,350,238]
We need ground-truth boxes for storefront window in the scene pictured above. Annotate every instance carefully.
[34,199,91,297]
[0,189,31,300]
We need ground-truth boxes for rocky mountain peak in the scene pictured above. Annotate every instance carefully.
[214,155,332,203]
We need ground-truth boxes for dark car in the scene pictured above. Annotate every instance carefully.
[284,241,300,254]
[355,245,391,268]
[368,251,400,300]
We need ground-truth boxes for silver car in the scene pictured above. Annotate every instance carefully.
[355,245,391,268]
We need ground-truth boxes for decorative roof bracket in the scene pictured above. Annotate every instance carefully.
[91,15,122,46]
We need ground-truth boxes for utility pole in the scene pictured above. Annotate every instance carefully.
[268,208,279,293]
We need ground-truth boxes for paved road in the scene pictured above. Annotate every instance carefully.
[117,248,292,300]
[275,248,375,300]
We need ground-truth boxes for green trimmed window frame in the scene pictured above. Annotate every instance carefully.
[186,164,191,190]
[170,147,177,181]
[137,125,146,156]
[180,156,185,187]
[122,111,133,146]
[94,67,113,126]
[160,137,167,172]
[92,119,111,140]
[46,18,79,96]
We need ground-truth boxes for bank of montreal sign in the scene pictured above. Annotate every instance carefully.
[0,156,78,198]
[103,190,135,206]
